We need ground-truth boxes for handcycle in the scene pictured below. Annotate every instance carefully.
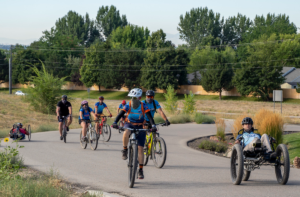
[79,119,98,150]
[10,123,31,141]
[230,129,290,185]
[94,115,112,142]
[143,123,167,168]
[114,126,156,188]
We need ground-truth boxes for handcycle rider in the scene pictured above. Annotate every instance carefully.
[56,95,72,140]
[79,100,97,142]
[94,96,112,134]
[235,117,277,160]
[112,88,157,179]
[9,123,30,140]
[117,100,127,127]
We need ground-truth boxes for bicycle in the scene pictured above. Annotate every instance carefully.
[61,116,68,143]
[117,114,127,134]
[79,119,98,150]
[94,115,111,142]
[143,123,167,168]
[117,126,154,188]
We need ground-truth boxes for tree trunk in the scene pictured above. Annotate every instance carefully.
[219,90,222,100]
[98,85,101,92]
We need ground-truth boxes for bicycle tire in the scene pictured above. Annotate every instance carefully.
[128,143,138,188]
[144,137,150,166]
[230,144,244,185]
[103,124,111,142]
[275,144,290,185]
[28,125,31,141]
[152,137,167,168]
[80,132,88,149]
[89,127,99,150]
[63,120,67,143]
[118,121,122,134]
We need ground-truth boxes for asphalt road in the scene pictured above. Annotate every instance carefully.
[3,121,300,197]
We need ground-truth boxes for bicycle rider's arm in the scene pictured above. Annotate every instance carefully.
[80,111,83,120]
[90,111,97,119]
[157,108,167,121]
[56,106,60,117]
[114,110,126,123]
[105,107,112,115]
[68,106,72,117]
[146,111,155,126]
[94,105,98,116]
[117,108,120,114]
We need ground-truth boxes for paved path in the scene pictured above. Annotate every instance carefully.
[2,122,300,197]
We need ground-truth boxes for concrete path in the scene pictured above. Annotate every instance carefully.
[2,122,300,197]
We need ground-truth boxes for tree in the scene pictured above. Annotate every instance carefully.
[177,7,223,47]
[55,11,101,46]
[233,34,287,101]
[65,55,83,86]
[96,5,128,39]
[200,47,235,100]
[141,30,188,90]
[0,50,8,84]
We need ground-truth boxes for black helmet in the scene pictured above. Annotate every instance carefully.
[62,95,67,99]
[146,90,155,97]
[17,123,23,128]
[242,117,253,125]
[99,96,104,100]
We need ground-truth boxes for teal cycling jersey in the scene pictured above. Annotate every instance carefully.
[142,100,161,121]
[94,102,107,114]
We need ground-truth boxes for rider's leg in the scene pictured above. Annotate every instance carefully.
[66,116,72,127]
[137,127,146,179]
[81,122,87,137]
[261,134,273,152]
[58,122,63,136]
[243,137,260,152]
[123,129,130,147]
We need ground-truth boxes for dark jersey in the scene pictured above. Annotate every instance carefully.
[57,101,72,116]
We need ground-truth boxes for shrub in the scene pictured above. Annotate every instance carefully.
[215,116,226,141]
[169,113,193,124]
[199,140,228,153]
[163,85,178,114]
[24,62,66,114]
[231,113,251,138]
[194,113,215,124]
[183,91,196,114]
[154,116,165,124]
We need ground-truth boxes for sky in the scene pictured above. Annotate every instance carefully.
[1,0,299,45]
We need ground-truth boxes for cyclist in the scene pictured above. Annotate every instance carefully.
[117,100,127,127]
[56,95,72,140]
[79,100,97,142]
[112,88,157,179]
[9,123,29,140]
[235,117,277,160]
[94,96,112,134]
[142,90,170,129]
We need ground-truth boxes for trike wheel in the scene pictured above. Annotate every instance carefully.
[275,144,290,185]
[27,125,31,141]
[230,144,244,185]
[242,170,251,181]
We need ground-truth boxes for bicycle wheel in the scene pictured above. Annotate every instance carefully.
[80,131,88,149]
[128,143,138,188]
[152,137,167,168]
[28,125,31,141]
[144,137,150,166]
[89,127,99,150]
[102,124,111,142]
[63,120,67,143]
[230,144,244,185]
[118,121,122,134]
[275,144,290,185]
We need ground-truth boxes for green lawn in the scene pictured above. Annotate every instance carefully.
[283,132,300,163]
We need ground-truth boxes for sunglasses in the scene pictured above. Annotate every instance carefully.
[146,96,154,99]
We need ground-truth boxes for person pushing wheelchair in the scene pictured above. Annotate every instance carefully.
[235,117,277,160]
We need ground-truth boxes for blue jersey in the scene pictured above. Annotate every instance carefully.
[236,132,261,147]
[118,104,126,110]
[142,100,161,121]
[79,107,93,120]
[94,102,107,114]
[122,102,150,123]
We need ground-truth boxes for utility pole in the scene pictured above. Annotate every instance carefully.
[9,45,12,94]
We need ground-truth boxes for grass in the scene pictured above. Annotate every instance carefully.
[215,116,226,141]
[199,140,228,153]
[283,132,300,164]
[169,113,193,124]
[194,113,215,124]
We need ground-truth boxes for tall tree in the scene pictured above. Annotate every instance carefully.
[96,5,128,39]
[177,7,223,47]
[0,50,9,84]
[141,30,188,90]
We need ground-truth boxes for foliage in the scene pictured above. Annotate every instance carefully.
[0,50,8,83]
[194,113,215,124]
[0,141,24,181]
[183,91,196,114]
[283,132,300,163]
[231,114,252,138]
[96,5,128,38]
[24,63,66,114]
[215,116,226,141]
[199,140,228,153]
[169,113,193,124]
[163,85,178,114]
[65,55,83,86]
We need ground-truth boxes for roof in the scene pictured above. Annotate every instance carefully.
[284,68,300,83]
[187,71,201,83]
[281,67,295,77]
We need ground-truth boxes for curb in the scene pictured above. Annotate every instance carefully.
[88,190,124,197]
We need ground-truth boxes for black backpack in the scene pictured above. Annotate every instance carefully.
[144,100,157,113]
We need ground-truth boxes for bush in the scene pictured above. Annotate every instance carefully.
[24,63,66,114]
[231,113,251,138]
[215,116,226,141]
[183,91,196,114]
[194,113,215,124]
[169,113,193,124]
[199,140,228,153]
[163,85,178,114]
[154,116,165,124]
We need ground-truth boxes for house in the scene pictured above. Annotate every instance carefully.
[281,67,300,89]
[187,71,201,85]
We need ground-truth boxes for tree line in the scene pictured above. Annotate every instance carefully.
[0,6,299,101]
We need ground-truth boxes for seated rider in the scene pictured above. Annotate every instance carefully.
[235,117,277,160]
[117,100,127,127]
[9,123,29,140]
[94,96,112,134]
[79,100,97,142]
[112,88,157,180]
[142,90,170,128]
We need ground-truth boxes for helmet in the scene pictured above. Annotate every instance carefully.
[242,117,253,125]
[128,88,143,98]
[122,100,126,105]
[99,96,104,100]
[146,90,155,97]
[17,123,23,128]
[81,100,88,106]
[62,95,67,99]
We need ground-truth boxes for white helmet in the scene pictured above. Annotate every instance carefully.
[128,88,143,98]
